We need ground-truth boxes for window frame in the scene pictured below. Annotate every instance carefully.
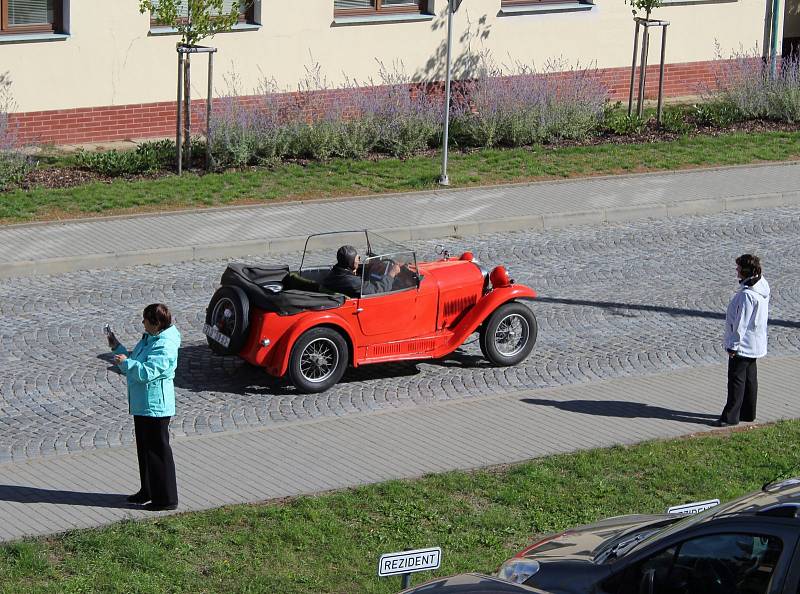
[149,1,256,27]
[501,0,583,5]
[0,0,62,35]
[334,0,427,18]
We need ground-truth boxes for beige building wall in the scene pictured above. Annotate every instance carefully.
[4,0,768,113]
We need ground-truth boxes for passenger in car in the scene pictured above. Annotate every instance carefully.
[323,245,400,298]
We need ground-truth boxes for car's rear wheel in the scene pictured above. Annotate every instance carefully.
[288,327,349,393]
[205,286,250,355]
[479,301,537,366]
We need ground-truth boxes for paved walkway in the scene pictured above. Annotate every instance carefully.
[1,162,799,277]
[1,355,798,542]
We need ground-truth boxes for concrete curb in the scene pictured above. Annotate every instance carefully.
[2,189,800,278]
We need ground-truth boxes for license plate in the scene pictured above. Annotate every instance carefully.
[203,323,231,348]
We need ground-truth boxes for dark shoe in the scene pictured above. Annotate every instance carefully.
[127,491,150,504]
[713,419,739,428]
[143,502,178,512]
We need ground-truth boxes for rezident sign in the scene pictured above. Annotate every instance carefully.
[378,547,442,577]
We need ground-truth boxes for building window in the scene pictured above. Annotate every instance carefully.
[501,0,573,5]
[334,0,426,17]
[150,0,255,26]
[1,0,62,34]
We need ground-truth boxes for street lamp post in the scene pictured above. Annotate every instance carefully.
[439,0,455,186]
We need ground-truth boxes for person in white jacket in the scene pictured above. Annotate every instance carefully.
[716,254,770,427]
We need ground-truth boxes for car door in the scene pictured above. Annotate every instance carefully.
[356,252,420,338]
[599,530,788,594]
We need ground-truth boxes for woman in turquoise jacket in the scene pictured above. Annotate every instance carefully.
[110,303,181,511]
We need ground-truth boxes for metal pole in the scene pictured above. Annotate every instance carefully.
[206,51,214,171]
[439,0,454,186]
[176,51,184,175]
[770,0,781,78]
[401,573,411,589]
[656,24,668,125]
[628,20,641,117]
[636,24,650,117]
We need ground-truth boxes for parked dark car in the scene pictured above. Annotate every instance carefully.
[495,477,800,593]
[399,573,552,593]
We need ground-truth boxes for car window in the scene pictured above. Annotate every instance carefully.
[605,533,782,594]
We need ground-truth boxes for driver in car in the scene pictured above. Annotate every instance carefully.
[323,245,400,298]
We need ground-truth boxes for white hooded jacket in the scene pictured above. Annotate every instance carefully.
[724,276,770,358]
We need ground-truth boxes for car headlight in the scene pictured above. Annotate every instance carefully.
[496,558,540,584]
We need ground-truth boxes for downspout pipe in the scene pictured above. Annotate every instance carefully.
[770,0,781,78]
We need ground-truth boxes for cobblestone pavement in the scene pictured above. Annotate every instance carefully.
[1,207,799,463]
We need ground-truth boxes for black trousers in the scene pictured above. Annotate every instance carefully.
[133,415,178,506]
[721,355,758,424]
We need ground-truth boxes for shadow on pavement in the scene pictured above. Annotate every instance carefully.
[520,398,718,425]
[0,485,134,508]
[173,344,422,395]
[536,297,800,328]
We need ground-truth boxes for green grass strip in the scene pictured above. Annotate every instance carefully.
[3,130,799,224]
[1,421,798,593]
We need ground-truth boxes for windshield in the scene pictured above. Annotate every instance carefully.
[599,493,761,563]
[299,231,410,273]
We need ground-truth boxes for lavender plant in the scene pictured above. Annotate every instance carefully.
[703,45,800,123]
[451,57,608,148]
[207,54,610,167]
[0,74,32,191]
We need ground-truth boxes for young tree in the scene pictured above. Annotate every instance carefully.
[138,0,248,170]
[625,0,662,20]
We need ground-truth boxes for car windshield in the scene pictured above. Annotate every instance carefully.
[299,231,410,273]
[596,493,763,563]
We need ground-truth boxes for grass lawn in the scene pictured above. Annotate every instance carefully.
[1,421,798,593]
[3,130,799,225]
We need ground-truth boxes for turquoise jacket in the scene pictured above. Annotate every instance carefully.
[113,325,181,417]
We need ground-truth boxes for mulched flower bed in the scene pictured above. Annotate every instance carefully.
[9,119,800,193]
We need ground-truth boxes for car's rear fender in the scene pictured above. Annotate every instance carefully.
[438,285,537,354]
[268,313,359,378]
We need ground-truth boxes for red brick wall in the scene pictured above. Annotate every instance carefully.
[10,59,725,146]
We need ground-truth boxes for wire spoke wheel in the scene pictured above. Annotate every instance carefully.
[299,337,339,383]
[211,297,237,337]
[494,313,529,357]
[479,301,538,367]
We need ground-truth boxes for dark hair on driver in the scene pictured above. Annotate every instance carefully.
[336,245,358,269]
[736,254,762,279]
[143,303,172,332]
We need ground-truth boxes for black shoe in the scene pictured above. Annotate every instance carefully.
[127,491,150,504]
[143,502,178,512]
[713,419,739,428]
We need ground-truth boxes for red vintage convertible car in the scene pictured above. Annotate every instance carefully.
[204,231,538,393]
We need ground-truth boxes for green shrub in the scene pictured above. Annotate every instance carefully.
[0,151,32,190]
[136,139,176,170]
[604,113,647,135]
[692,101,743,127]
[659,107,694,134]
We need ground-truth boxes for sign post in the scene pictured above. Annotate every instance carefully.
[378,546,442,590]
[438,0,457,186]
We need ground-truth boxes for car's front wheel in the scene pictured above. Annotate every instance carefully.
[479,301,538,366]
[288,327,349,393]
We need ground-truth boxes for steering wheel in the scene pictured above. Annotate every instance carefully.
[693,558,737,593]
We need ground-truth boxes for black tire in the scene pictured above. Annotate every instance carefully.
[288,327,349,393]
[205,286,250,355]
[479,301,538,366]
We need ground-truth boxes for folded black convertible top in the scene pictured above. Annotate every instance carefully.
[221,264,345,316]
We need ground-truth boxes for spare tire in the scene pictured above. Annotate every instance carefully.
[205,286,250,355]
